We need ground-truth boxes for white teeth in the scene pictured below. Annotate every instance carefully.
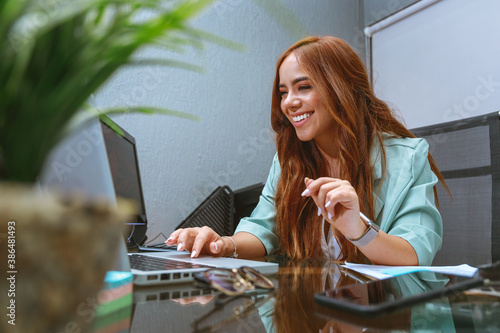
[292,113,312,122]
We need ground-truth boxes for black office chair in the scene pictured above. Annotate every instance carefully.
[175,186,234,236]
[232,182,265,233]
[175,182,265,237]
[411,111,500,266]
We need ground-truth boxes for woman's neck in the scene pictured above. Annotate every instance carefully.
[316,142,340,178]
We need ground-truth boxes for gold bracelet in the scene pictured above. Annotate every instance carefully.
[222,236,238,258]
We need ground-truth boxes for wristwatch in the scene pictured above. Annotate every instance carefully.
[346,212,380,247]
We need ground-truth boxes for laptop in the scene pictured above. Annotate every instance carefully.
[129,251,278,286]
[41,116,278,287]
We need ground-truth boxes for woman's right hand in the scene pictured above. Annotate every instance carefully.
[165,226,230,258]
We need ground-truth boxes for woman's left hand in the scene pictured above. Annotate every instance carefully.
[302,177,367,240]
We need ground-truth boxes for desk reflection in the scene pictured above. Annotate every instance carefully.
[129,258,499,333]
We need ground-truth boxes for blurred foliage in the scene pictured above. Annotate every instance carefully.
[0,0,242,182]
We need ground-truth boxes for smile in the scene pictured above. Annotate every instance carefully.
[292,112,312,122]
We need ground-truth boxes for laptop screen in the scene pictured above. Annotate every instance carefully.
[100,119,148,245]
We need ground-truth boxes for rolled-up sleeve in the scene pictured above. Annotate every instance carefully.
[378,138,443,266]
[234,154,280,255]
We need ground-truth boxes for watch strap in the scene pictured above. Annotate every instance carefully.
[346,213,380,247]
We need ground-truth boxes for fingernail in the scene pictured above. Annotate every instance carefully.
[166,237,172,243]
[301,188,310,196]
[191,250,197,258]
[325,201,331,208]
[177,243,183,251]
[328,212,332,220]
[214,243,219,251]
[305,177,310,183]
[317,206,322,216]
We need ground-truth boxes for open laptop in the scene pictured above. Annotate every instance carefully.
[128,251,278,286]
[41,116,278,287]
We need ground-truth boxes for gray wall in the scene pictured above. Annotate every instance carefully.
[362,0,419,26]
[93,0,363,240]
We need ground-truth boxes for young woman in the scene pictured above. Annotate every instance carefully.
[166,36,445,266]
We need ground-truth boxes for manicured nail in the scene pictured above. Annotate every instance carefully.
[191,250,197,258]
[304,177,310,184]
[214,243,219,251]
[301,189,310,196]
[177,243,183,251]
[328,212,332,220]
[166,237,172,243]
[325,201,331,208]
[317,206,322,216]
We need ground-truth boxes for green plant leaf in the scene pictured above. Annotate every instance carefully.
[96,106,201,122]
[0,0,220,183]
[127,58,205,73]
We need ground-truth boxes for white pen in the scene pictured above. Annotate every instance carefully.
[359,212,371,224]
[301,188,374,225]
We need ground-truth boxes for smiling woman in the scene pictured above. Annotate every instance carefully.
[167,36,449,267]
[278,53,336,146]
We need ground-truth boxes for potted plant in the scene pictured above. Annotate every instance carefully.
[0,0,244,183]
[0,1,236,332]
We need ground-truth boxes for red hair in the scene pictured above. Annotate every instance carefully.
[271,36,445,261]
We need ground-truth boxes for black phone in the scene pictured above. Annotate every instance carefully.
[314,271,484,316]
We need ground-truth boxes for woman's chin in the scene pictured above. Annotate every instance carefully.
[294,130,314,142]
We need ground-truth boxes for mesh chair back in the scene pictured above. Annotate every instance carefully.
[233,182,265,233]
[176,186,234,236]
[411,111,500,266]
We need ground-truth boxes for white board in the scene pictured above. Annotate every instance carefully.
[365,0,500,128]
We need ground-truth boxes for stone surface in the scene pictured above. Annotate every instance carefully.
[0,184,133,333]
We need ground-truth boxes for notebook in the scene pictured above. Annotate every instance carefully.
[40,116,278,286]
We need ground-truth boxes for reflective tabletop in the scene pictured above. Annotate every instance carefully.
[125,257,499,333]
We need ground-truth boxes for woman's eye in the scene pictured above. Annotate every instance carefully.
[299,85,312,91]
[279,91,288,98]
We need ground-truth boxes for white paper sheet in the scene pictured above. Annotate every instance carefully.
[342,262,478,280]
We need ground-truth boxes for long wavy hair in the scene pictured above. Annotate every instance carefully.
[271,36,446,261]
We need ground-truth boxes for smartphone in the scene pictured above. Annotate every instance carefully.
[314,271,484,316]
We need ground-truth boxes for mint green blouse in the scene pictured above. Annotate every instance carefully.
[234,134,443,265]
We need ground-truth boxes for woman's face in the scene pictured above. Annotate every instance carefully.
[278,53,336,145]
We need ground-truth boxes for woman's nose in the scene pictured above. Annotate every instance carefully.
[284,94,301,111]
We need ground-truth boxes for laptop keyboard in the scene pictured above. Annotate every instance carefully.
[138,243,178,252]
[129,254,214,271]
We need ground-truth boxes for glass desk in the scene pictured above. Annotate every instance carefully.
[121,257,499,332]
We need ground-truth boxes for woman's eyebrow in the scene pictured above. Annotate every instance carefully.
[278,76,310,88]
